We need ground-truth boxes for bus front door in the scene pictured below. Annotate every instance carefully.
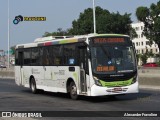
[78,46,88,94]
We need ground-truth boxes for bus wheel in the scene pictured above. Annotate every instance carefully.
[30,78,37,94]
[69,81,78,100]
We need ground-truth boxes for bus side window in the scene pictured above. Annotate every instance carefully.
[31,48,39,66]
[39,47,44,66]
[15,50,19,65]
[43,47,50,65]
[63,44,76,65]
[23,49,31,66]
[52,45,63,65]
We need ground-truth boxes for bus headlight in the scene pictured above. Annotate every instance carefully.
[93,76,102,86]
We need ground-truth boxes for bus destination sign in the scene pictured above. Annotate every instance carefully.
[97,66,115,72]
[94,38,125,44]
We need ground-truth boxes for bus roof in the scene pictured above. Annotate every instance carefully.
[71,33,129,38]
[16,33,129,49]
[34,36,73,43]
[16,37,85,49]
[94,34,129,37]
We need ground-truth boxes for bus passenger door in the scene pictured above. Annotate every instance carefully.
[18,51,24,85]
[78,45,88,94]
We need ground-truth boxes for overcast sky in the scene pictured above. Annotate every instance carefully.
[0,0,159,51]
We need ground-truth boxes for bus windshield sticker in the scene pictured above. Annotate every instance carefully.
[69,58,75,65]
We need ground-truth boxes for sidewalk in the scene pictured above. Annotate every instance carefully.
[139,85,160,90]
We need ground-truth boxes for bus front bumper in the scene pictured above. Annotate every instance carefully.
[90,81,139,96]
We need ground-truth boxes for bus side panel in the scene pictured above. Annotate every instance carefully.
[15,66,21,86]
[66,66,80,94]
[56,66,80,94]
[43,66,58,92]
[33,66,80,94]
[20,66,45,89]
[22,66,32,87]
[15,66,28,87]
[30,66,45,89]
[52,66,67,93]
[45,66,80,93]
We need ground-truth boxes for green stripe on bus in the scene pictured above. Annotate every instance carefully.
[73,72,78,81]
[100,78,133,87]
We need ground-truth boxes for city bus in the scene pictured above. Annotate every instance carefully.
[15,34,139,99]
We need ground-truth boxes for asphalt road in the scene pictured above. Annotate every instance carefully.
[0,79,160,120]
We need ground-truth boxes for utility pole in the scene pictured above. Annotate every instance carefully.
[92,0,96,34]
[8,0,10,68]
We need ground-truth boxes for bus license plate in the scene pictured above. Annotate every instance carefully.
[113,87,122,91]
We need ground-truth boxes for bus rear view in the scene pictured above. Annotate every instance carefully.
[89,35,138,96]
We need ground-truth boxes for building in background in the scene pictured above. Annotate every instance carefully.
[131,22,159,65]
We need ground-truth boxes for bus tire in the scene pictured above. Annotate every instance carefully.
[69,81,78,100]
[30,78,38,94]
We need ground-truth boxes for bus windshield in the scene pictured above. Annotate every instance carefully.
[90,37,136,74]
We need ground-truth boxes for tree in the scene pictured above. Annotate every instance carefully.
[140,53,148,64]
[43,32,52,37]
[136,54,141,64]
[130,28,138,40]
[69,6,135,36]
[42,6,137,38]
[68,8,95,35]
[43,28,69,37]
[136,1,160,54]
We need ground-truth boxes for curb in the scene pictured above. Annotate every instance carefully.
[139,85,160,90]
[0,71,14,79]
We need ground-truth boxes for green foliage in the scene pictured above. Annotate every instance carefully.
[136,1,160,53]
[137,53,148,64]
[130,28,138,40]
[137,50,157,65]
[136,54,141,64]
[141,53,148,64]
[43,28,69,37]
[69,6,134,36]
[136,7,149,21]
[156,60,160,66]
[43,6,137,38]
[43,32,52,37]
[70,8,94,35]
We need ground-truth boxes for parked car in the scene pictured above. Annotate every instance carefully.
[142,62,159,67]
[0,64,6,68]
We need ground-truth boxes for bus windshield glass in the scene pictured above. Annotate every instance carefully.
[90,36,137,74]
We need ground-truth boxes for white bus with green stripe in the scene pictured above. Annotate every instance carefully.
[15,34,139,99]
